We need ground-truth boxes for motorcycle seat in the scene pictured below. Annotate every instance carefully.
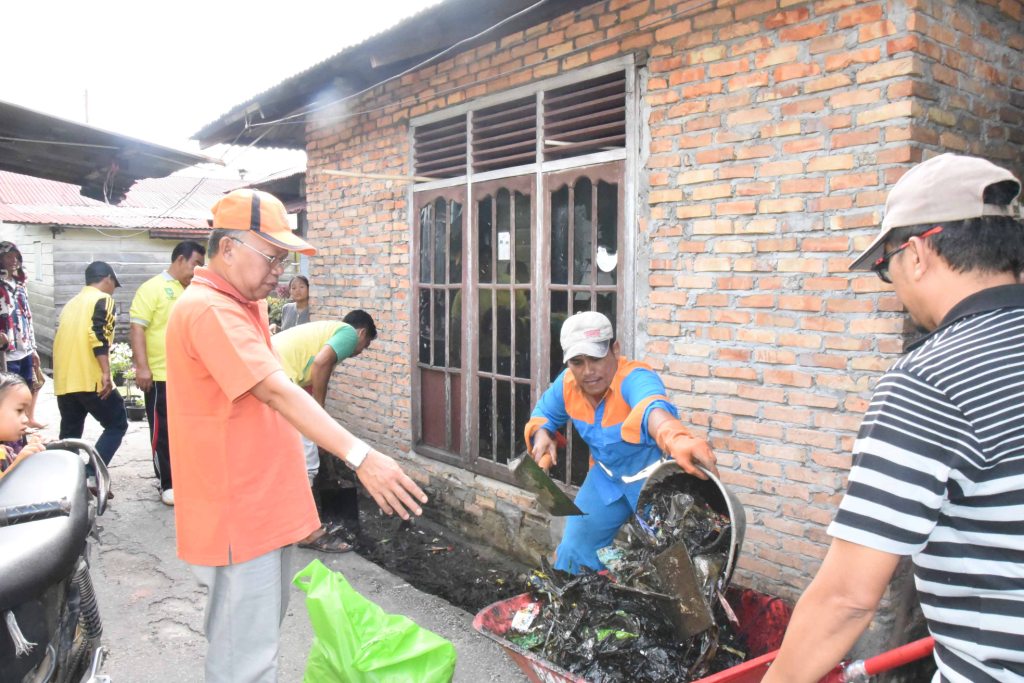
[0,450,91,612]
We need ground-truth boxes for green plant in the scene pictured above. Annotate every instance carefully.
[266,282,289,326]
[267,294,286,326]
[109,342,132,378]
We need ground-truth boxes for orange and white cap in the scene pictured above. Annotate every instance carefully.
[211,189,316,256]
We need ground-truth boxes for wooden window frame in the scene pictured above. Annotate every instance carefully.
[409,58,639,486]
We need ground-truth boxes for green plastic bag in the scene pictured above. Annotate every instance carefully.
[293,559,457,683]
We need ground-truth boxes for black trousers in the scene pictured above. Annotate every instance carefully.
[144,381,172,491]
[57,390,127,466]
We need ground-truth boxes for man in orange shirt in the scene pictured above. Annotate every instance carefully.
[166,189,427,683]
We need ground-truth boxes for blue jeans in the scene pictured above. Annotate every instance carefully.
[56,391,128,466]
[6,355,34,386]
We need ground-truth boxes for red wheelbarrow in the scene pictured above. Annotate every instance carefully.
[473,589,934,683]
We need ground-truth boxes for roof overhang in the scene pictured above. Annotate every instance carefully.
[247,169,306,212]
[193,0,590,151]
[0,99,221,204]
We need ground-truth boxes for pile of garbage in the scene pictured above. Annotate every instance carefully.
[354,514,529,613]
[504,473,747,682]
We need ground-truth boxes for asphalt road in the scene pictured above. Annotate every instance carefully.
[33,380,527,682]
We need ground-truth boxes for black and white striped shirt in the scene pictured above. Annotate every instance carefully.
[830,285,1024,683]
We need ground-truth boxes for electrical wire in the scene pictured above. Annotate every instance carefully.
[250,0,551,128]
[245,0,713,133]
[0,136,119,149]
[138,0,712,229]
[128,1,557,228]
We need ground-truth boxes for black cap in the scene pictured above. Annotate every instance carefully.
[85,261,121,288]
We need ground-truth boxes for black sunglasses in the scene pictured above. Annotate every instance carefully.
[871,226,943,284]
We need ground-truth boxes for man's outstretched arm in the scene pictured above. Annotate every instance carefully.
[761,538,900,683]
[250,369,427,519]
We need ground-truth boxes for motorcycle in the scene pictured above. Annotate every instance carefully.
[0,438,112,683]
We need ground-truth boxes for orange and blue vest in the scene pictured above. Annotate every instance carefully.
[525,358,677,507]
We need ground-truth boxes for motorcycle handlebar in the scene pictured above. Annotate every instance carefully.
[44,439,110,517]
[0,498,71,527]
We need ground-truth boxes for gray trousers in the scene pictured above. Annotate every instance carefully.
[191,546,294,683]
[301,433,319,486]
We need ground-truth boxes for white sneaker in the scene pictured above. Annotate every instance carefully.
[160,489,174,506]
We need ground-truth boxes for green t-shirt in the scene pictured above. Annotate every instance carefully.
[272,321,358,387]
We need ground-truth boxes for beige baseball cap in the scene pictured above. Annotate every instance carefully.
[560,311,614,362]
[849,153,1021,271]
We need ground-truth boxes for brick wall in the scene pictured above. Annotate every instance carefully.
[304,0,1024,616]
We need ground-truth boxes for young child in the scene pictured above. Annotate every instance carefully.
[0,371,45,477]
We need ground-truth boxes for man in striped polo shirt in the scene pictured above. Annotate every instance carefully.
[764,154,1024,683]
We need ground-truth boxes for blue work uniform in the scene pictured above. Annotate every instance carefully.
[525,358,677,573]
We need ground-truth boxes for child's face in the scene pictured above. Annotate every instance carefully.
[288,278,308,302]
[0,384,32,440]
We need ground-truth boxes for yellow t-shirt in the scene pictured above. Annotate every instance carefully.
[129,271,184,382]
[271,321,357,387]
[53,285,116,395]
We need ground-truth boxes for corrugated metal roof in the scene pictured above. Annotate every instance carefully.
[0,171,242,231]
[0,99,222,203]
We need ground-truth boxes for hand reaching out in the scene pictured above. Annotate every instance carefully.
[353,450,429,520]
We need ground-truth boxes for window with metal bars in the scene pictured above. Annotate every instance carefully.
[412,67,630,488]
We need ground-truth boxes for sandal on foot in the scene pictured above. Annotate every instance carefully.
[298,528,353,553]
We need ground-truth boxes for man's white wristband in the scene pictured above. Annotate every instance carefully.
[345,441,371,469]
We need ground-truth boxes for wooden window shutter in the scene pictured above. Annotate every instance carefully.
[414,114,468,179]
[471,95,537,173]
[543,71,626,161]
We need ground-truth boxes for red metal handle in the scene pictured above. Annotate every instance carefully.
[862,636,934,676]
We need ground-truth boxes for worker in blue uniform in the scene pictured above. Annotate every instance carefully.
[525,311,718,574]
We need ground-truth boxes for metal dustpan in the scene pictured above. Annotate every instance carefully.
[652,544,715,638]
[508,453,583,516]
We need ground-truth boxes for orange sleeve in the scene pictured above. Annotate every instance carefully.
[620,394,670,444]
[654,418,694,453]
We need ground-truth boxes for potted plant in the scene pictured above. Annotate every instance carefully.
[109,342,132,387]
[122,365,147,422]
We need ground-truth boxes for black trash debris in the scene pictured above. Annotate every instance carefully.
[352,511,530,614]
[503,472,746,682]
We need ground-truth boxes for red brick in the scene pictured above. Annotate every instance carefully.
[781,178,826,194]
[726,107,772,126]
[832,128,881,148]
[849,12,889,39]
[804,73,853,93]
[693,8,734,30]
[783,137,824,153]
[836,4,884,29]
[755,46,800,68]
[765,7,811,29]
[765,370,814,388]
[710,58,750,78]
[780,21,828,42]
[776,63,821,82]
[782,97,827,116]
[760,198,805,213]
[754,349,796,364]
[716,200,757,215]
[825,46,882,72]
[831,88,882,108]
[759,160,804,176]
[856,57,921,84]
